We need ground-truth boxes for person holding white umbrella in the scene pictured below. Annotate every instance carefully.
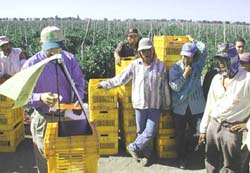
[21,26,85,173]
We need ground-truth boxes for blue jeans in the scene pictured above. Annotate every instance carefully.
[128,109,160,157]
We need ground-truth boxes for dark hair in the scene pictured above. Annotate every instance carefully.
[235,36,246,45]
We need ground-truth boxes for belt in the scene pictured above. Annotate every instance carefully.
[212,118,242,128]
[37,110,65,117]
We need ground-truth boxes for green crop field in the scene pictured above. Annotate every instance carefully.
[1,19,250,81]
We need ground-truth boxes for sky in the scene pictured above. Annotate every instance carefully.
[1,0,250,23]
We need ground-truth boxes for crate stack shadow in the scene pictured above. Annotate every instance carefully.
[0,95,24,152]
[88,79,119,155]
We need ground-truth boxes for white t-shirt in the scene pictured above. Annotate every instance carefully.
[0,48,26,77]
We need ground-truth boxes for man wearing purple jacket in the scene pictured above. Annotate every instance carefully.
[22,26,85,173]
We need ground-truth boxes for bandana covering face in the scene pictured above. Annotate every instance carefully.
[215,43,240,78]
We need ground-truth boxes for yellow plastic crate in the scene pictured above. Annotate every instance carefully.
[99,133,119,155]
[157,151,177,159]
[117,82,132,98]
[89,109,118,122]
[89,108,119,133]
[0,107,24,130]
[158,113,174,131]
[47,151,99,173]
[124,133,137,147]
[158,128,175,136]
[154,35,190,63]
[119,101,133,109]
[0,95,14,108]
[0,122,24,152]
[155,47,182,62]
[122,109,136,133]
[154,35,190,48]
[94,119,119,133]
[115,56,135,75]
[165,61,177,70]
[88,79,118,109]
[44,122,99,156]
[44,122,99,173]
[156,135,177,158]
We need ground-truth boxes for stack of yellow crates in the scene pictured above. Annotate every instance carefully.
[156,111,176,158]
[0,95,24,152]
[88,79,119,155]
[115,57,137,149]
[44,122,99,173]
[153,36,191,70]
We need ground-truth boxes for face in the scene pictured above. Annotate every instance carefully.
[216,57,232,78]
[0,43,11,56]
[182,55,193,66]
[44,48,62,57]
[139,48,154,65]
[127,34,139,46]
[236,41,245,55]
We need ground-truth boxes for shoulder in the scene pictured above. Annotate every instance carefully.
[117,40,128,47]
[170,60,183,70]
[25,51,44,66]
[61,50,77,61]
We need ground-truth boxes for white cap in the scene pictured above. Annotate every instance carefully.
[137,38,153,51]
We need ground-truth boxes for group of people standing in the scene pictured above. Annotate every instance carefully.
[101,28,250,173]
[0,26,250,173]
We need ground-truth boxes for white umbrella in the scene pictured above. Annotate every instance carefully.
[0,55,60,108]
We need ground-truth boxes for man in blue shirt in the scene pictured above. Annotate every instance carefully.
[22,26,84,173]
[169,37,207,169]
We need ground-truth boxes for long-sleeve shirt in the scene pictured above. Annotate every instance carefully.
[99,58,171,110]
[21,50,84,115]
[169,41,207,115]
[0,48,26,77]
[200,69,250,133]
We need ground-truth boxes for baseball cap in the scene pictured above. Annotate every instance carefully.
[137,38,152,51]
[180,43,197,57]
[240,52,250,63]
[127,28,138,36]
[40,26,64,51]
[0,36,10,47]
[214,43,238,59]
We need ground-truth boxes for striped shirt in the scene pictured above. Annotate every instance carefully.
[169,41,207,115]
[100,58,171,110]
[200,69,250,133]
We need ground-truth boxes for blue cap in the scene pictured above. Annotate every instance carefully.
[180,43,197,57]
[42,41,64,51]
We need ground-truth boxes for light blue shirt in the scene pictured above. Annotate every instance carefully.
[169,41,207,115]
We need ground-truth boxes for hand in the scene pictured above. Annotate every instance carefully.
[40,92,58,107]
[230,123,247,132]
[183,65,192,79]
[198,133,206,145]
[96,83,103,89]
[115,56,121,66]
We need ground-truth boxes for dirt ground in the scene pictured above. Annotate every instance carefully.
[0,124,206,173]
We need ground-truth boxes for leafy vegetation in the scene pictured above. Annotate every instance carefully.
[1,19,250,80]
